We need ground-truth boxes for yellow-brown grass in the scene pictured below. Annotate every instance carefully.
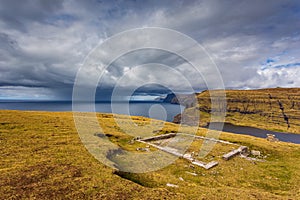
[0,110,300,199]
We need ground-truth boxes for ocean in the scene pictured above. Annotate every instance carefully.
[0,101,183,122]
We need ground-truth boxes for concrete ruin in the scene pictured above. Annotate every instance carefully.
[136,133,258,170]
[192,160,219,170]
[222,146,248,161]
[140,133,177,142]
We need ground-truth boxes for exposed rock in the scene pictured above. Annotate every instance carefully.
[128,140,135,144]
[240,154,266,162]
[266,134,279,142]
[189,164,195,169]
[136,147,150,152]
[166,183,179,188]
[173,113,181,124]
[251,150,261,156]
[185,171,198,176]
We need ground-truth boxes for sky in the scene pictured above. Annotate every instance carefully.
[0,0,300,100]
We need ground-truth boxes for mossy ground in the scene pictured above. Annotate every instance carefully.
[0,110,300,199]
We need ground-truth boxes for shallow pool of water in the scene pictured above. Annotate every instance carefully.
[205,122,300,144]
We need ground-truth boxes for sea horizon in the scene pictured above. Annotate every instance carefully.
[0,101,183,122]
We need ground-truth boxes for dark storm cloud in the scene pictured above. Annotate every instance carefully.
[0,0,300,99]
[0,0,63,31]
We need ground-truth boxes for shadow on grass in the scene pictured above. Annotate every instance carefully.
[113,171,158,188]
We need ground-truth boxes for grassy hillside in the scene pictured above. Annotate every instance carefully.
[177,88,300,133]
[1,110,300,199]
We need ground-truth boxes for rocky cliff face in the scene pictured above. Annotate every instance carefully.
[163,93,179,104]
[163,93,197,107]
[172,88,300,133]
